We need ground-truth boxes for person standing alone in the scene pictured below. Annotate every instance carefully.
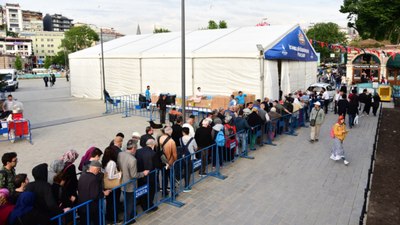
[309,102,325,143]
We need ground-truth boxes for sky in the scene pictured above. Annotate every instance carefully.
[10,0,349,34]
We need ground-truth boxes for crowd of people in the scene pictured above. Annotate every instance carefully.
[0,84,380,225]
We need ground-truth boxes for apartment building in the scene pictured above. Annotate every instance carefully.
[22,10,43,32]
[43,13,73,32]
[4,3,23,32]
[0,37,32,56]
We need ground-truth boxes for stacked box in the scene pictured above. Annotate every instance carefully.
[195,99,212,108]
[211,95,230,109]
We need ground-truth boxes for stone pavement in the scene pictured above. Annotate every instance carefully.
[0,79,379,225]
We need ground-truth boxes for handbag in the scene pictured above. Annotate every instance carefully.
[354,115,359,125]
[310,109,320,127]
[103,171,122,189]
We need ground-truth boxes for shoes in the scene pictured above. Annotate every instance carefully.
[344,160,350,165]
[309,139,314,143]
[199,173,207,177]
[315,139,319,142]
[183,187,192,193]
[330,154,336,160]
[147,206,158,213]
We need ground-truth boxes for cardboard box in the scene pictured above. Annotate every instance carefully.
[195,99,212,108]
[211,95,230,109]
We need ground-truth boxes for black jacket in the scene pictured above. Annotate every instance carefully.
[337,99,349,116]
[194,126,213,148]
[140,134,155,148]
[347,100,359,115]
[25,163,63,217]
[171,124,183,147]
[136,147,157,172]
[156,98,167,110]
[77,171,103,211]
[247,112,263,127]
[373,95,381,107]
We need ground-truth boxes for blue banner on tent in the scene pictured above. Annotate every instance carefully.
[264,26,317,61]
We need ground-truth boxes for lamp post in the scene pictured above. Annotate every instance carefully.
[181,0,186,122]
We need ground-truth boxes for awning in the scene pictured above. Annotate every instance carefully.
[387,53,400,69]
[264,26,317,61]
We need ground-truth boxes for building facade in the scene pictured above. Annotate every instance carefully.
[43,13,73,32]
[0,37,32,56]
[346,48,400,85]
[22,10,43,32]
[4,3,23,32]
[20,31,64,66]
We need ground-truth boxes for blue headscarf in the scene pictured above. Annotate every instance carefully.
[8,192,35,225]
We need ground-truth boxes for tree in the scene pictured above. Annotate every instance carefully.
[6,30,19,38]
[340,0,400,44]
[52,51,68,66]
[44,56,53,69]
[306,22,347,62]
[14,56,23,70]
[61,25,99,52]
[218,20,227,29]
[208,20,218,29]
[153,27,171,33]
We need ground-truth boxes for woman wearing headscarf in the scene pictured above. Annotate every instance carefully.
[60,150,79,208]
[0,188,14,225]
[330,115,350,165]
[8,192,51,225]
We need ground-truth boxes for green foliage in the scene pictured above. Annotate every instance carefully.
[44,56,53,69]
[306,22,347,62]
[208,20,218,29]
[14,56,23,70]
[208,20,228,29]
[340,0,400,44]
[61,25,99,52]
[218,20,227,29]
[52,51,68,66]
[6,30,19,37]
[153,28,171,33]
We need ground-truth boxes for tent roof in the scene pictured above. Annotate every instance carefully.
[70,24,313,59]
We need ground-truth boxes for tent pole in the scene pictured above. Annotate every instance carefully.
[259,52,265,99]
[181,0,186,122]
[100,28,106,100]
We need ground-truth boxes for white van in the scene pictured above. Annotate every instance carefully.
[0,69,19,92]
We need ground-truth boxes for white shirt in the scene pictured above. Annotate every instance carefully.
[105,160,121,180]
[334,93,341,101]
[322,92,330,100]
[182,123,195,138]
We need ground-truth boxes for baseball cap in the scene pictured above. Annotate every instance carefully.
[314,101,321,106]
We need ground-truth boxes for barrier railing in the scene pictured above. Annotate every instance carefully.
[51,199,104,225]
[63,104,313,224]
[0,119,32,144]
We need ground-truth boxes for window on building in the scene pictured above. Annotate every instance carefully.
[41,44,44,47]
[42,50,44,53]
[41,39,44,41]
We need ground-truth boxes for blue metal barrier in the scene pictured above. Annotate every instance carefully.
[51,199,104,225]
[0,119,32,144]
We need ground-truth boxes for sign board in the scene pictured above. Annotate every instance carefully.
[193,159,202,170]
[135,185,148,199]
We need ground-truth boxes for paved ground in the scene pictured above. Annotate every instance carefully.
[0,79,380,225]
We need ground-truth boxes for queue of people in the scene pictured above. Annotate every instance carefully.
[0,86,380,224]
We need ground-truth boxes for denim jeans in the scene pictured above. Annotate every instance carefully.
[238,132,248,155]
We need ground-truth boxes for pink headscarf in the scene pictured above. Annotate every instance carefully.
[61,149,79,164]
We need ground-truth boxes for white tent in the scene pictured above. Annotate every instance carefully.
[69,24,317,100]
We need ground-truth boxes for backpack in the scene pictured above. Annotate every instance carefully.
[330,126,335,139]
[215,130,226,147]
[177,137,194,159]
[225,124,236,140]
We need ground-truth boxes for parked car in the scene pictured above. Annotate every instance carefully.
[307,83,335,100]
[0,69,19,92]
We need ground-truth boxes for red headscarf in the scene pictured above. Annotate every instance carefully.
[338,115,345,123]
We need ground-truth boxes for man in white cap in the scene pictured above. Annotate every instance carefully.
[309,101,325,143]
[131,131,141,142]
